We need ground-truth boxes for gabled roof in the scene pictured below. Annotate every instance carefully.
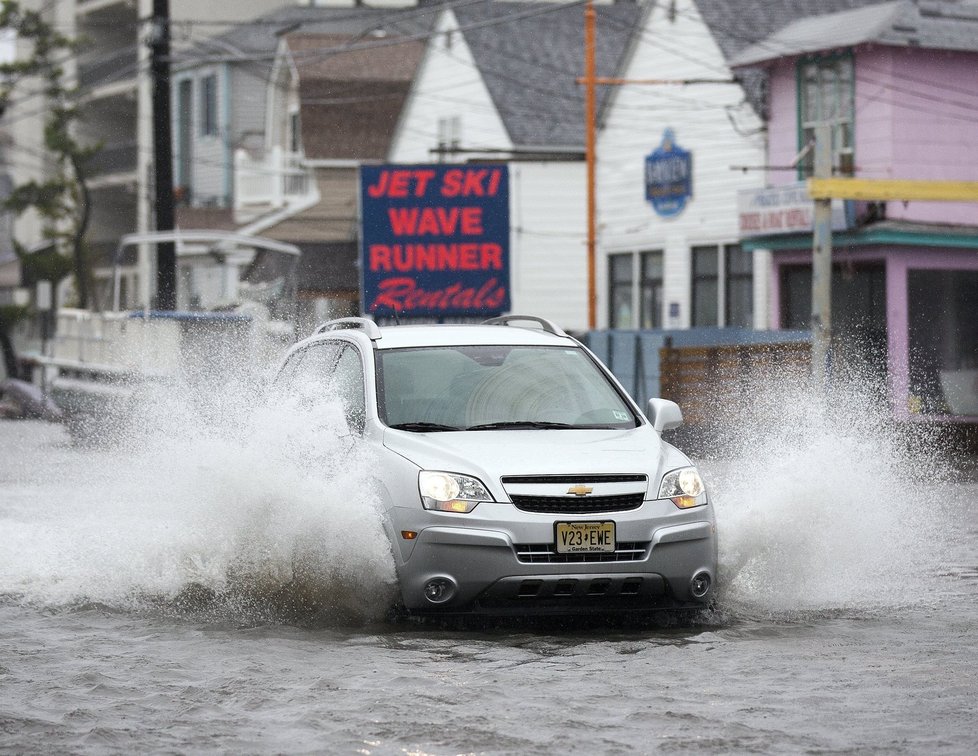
[687,0,931,113]
[452,1,642,149]
[728,0,978,67]
[175,3,439,68]
[285,33,425,161]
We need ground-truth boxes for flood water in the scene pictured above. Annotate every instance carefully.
[2,382,977,754]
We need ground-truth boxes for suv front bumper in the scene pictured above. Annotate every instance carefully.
[390,509,716,614]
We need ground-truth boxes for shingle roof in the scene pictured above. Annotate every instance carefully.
[286,33,425,160]
[694,0,892,62]
[452,1,642,149]
[689,0,938,113]
[709,0,978,68]
[287,33,423,81]
[446,1,905,145]
[176,3,439,65]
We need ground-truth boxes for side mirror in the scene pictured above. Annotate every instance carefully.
[647,398,683,432]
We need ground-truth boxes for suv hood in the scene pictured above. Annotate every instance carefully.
[383,427,682,495]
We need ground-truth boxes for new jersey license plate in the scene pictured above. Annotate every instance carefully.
[555,521,616,554]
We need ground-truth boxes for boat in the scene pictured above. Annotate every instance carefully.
[32,230,301,441]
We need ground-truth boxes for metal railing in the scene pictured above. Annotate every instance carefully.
[234,146,313,211]
[77,49,138,91]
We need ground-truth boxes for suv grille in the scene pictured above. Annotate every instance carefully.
[515,542,649,564]
[501,474,648,514]
[509,492,645,514]
[501,474,647,485]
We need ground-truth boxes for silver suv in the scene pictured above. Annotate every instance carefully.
[273,315,716,616]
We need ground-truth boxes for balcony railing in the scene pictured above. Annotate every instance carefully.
[77,48,138,91]
[234,146,314,214]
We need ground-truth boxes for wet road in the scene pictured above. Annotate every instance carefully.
[1,408,977,754]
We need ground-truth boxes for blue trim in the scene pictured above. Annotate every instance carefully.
[743,226,978,251]
[127,311,251,323]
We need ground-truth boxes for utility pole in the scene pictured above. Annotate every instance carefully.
[584,0,597,330]
[810,123,833,390]
[150,0,175,310]
[578,1,733,331]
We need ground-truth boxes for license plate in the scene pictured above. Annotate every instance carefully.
[555,521,616,554]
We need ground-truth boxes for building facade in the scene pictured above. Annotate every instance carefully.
[733,0,978,419]
[595,0,769,332]
[388,1,640,331]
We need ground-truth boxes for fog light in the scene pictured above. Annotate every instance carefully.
[690,572,711,599]
[423,577,456,604]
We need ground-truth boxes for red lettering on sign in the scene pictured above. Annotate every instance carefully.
[369,245,391,272]
[366,169,437,198]
[370,277,507,312]
[441,168,503,197]
[740,213,761,231]
[785,208,811,227]
[368,243,504,272]
[387,207,484,236]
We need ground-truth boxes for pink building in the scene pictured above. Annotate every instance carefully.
[733,0,978,420]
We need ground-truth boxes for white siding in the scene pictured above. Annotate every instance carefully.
[508,162,588,332]
[389,10,512,163]
[596,0,768,329]
[387,10,589,330]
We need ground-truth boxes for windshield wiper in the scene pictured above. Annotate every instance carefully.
[388,422,462,432]
[465,421,577,431]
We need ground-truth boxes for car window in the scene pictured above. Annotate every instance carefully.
[271,341,365,433]
[268,343,338,399]
[292,343,342,385]
[331,345,366,433]
[377,345,637,430]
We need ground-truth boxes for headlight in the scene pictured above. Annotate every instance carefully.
[658,466,707,509]
[419,471,492,513]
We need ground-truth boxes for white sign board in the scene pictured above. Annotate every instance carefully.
[738,183,849,237]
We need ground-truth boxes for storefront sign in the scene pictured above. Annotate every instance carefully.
[737,183,850,237]
[645,129,692,217]
[360,165,510,317]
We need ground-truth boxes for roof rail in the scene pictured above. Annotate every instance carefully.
[314,317,383,341]
[482,315,567,337]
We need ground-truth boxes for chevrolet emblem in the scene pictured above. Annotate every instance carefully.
[567,484,594,497]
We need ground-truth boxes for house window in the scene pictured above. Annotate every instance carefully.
[200,74,217,137]
[437,116,461,157]
[176,78,193,198]
[725,244,753,327]
[798,54,854,176]
[289,111,301,154]
[639,251,663,329]
[908,270,978,415]
[609,253,634,328]
[691,245,719,327]
[781,265,812,330]
[608,250,663,329]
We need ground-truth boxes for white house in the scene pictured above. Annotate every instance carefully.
[596,0,769,331]
[388,1,641,332]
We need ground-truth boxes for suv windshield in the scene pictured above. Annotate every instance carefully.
[377,345,638,430]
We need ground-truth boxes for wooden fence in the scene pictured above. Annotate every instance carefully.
[658,340,812,449]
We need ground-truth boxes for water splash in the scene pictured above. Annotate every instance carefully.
[709,366,954,618]
[0,382,397,625]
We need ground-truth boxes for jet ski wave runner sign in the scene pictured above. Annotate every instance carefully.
[359,164,511,317]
